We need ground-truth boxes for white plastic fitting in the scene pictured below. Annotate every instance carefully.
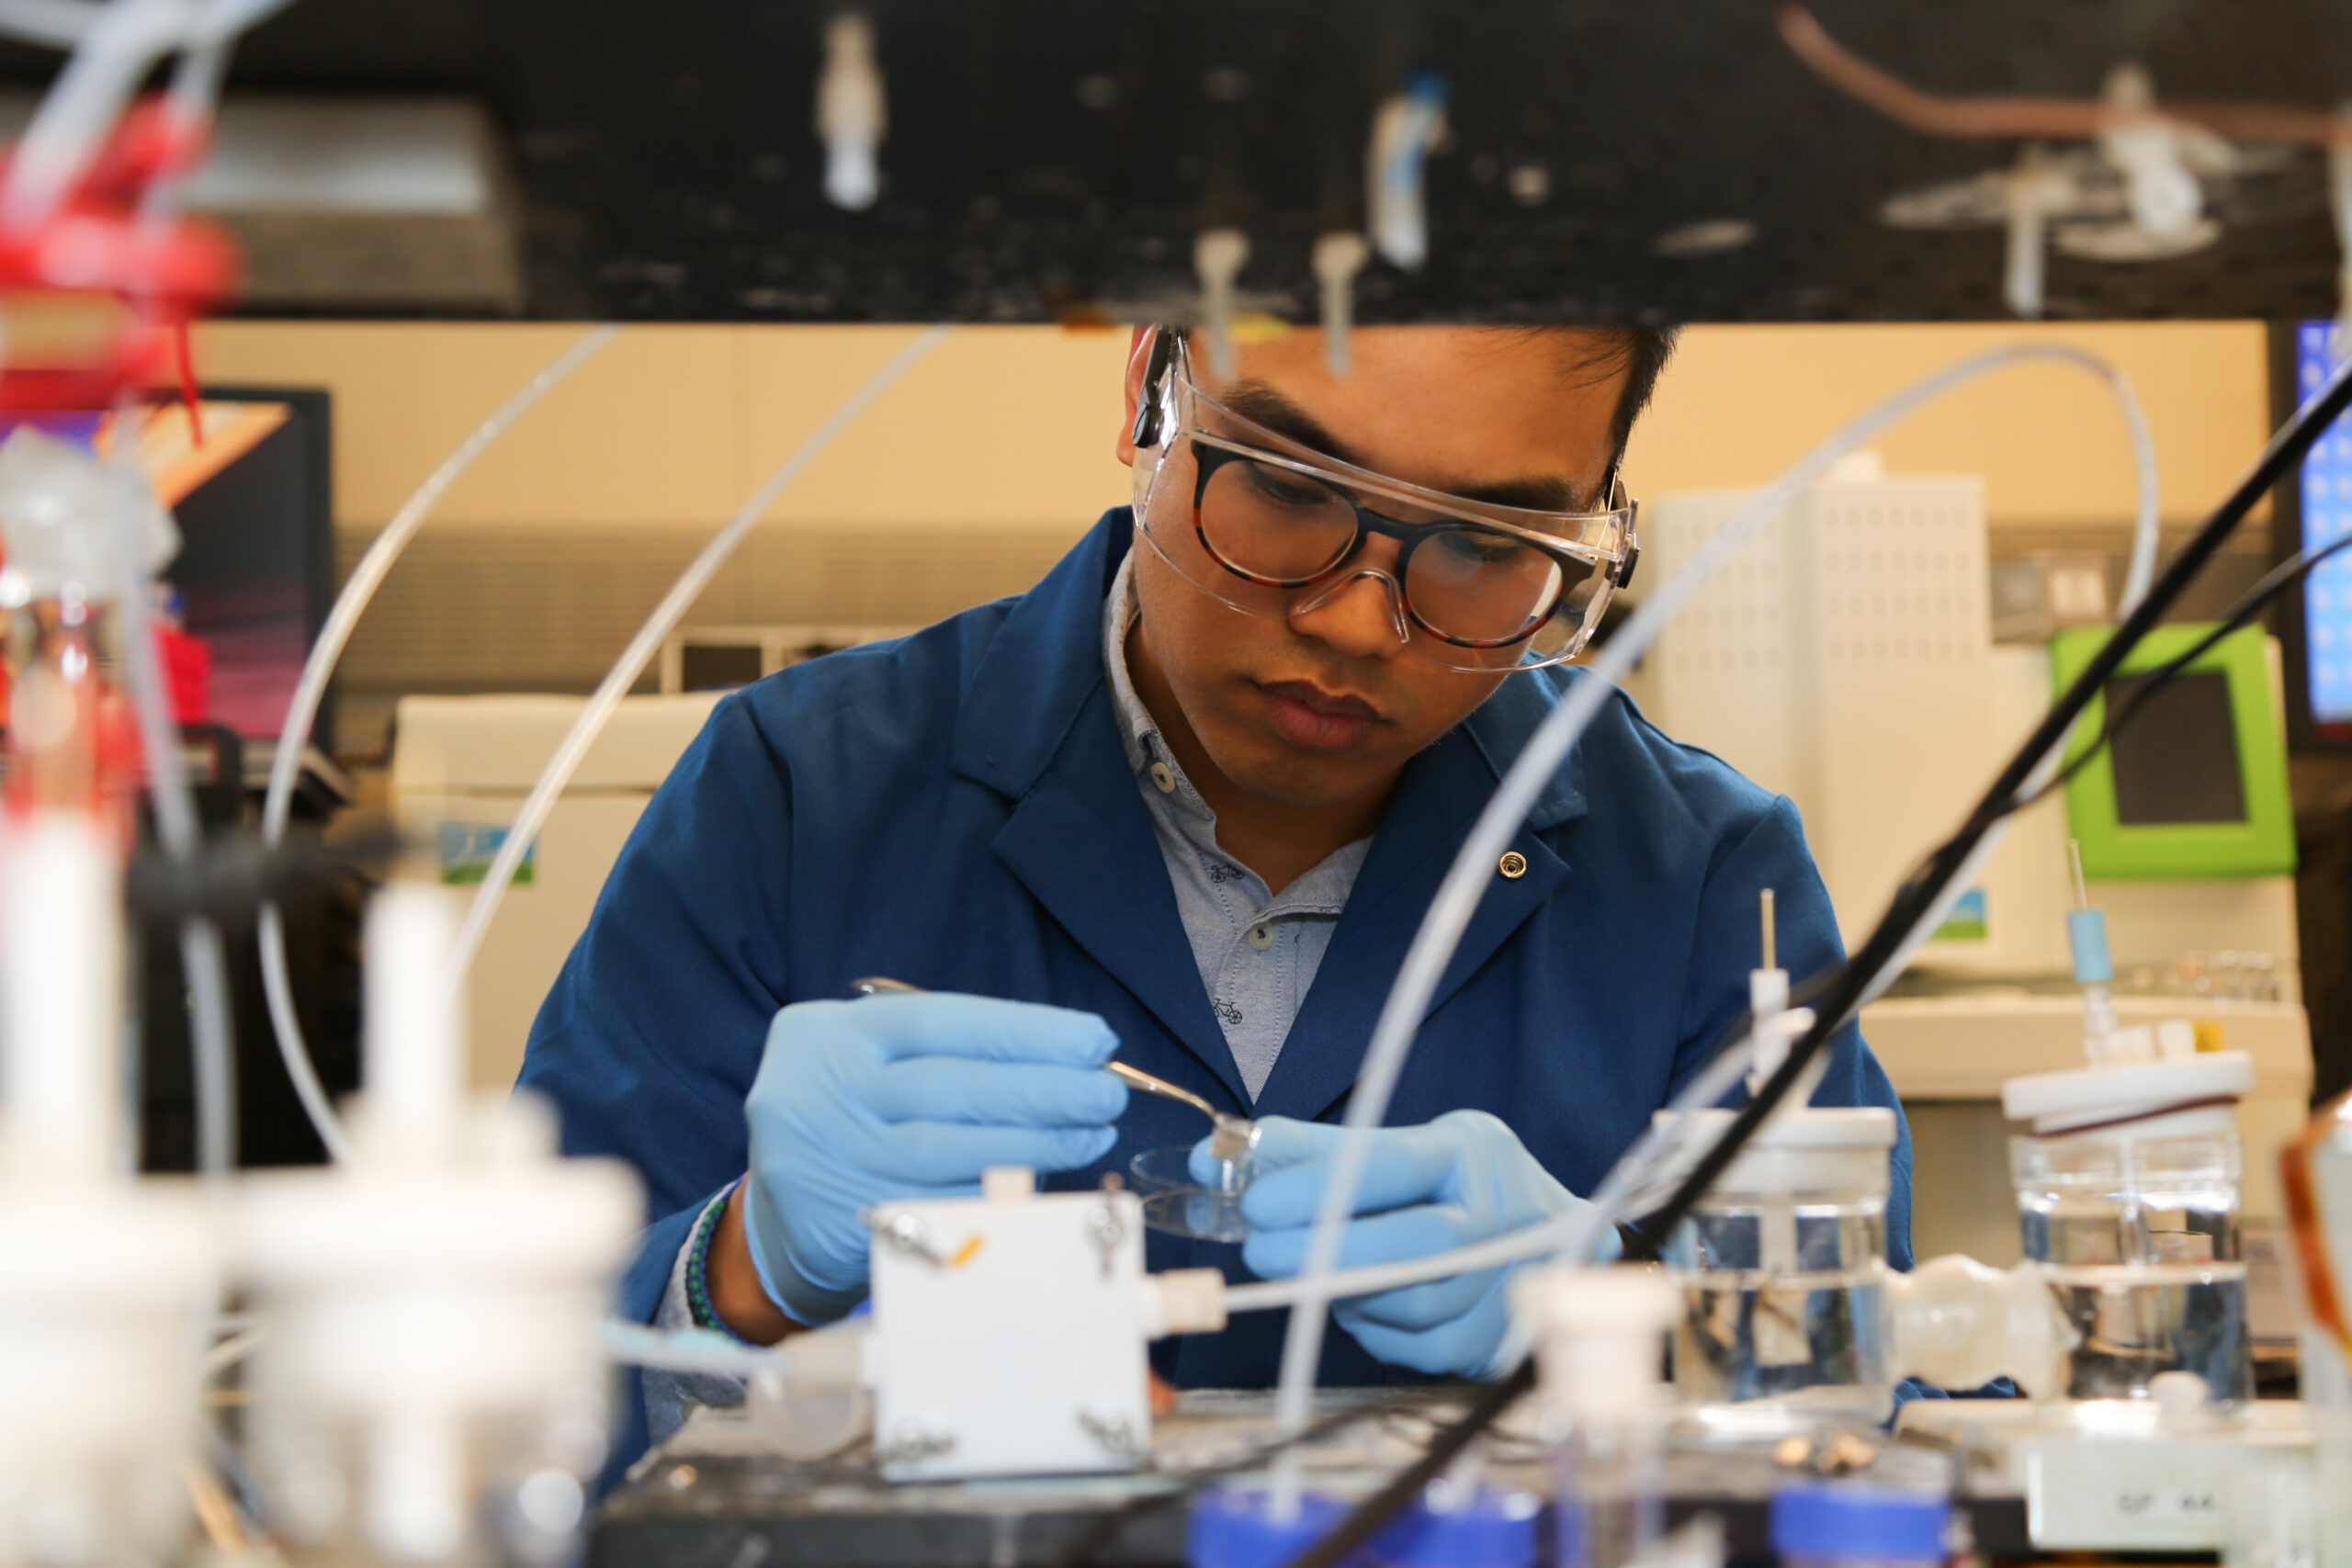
[2004,149,2069,319]
[1149,1267,1230,1337]
[817,11,885,210]
[2098,65,2201,240]
[1194,228,1250,381]
[1515,1265,1679,1420]
[236,887,642,1562]
[0,427,177,600]
[1366,82,1445,270]
[747,1320,875,1461]
[1886,1254,2076,1398]
[0,808,220,1568]
[1313,231,1369,377]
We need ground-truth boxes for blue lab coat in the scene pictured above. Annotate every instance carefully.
[518,507,1914,1469]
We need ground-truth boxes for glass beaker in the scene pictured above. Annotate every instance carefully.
[2004,1054,2255,1416]
[1655,1108,1898,1434]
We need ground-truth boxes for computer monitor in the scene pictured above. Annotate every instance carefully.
[2051,622,2296,879]
[133,386,335,752]
[2275,321,2352,750]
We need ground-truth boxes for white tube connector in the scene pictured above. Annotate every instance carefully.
[1313,231,1369,378]
[817,11,885,210]
[1887,1253,2075,1398]
[1366,77,1445,270]
[1194,228,1249,381]
[2099,65,2200,240]
[0,810,121,1189]
[2004,148,2067,319]
[361,885,465,1168]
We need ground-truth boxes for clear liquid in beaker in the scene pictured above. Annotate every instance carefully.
[2040,1262,2252,1406]
[1671,1270,1890,1426]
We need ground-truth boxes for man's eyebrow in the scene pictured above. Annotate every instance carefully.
[1216,380,1593,513]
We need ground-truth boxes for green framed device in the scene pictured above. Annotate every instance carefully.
[2049,624,2296,879]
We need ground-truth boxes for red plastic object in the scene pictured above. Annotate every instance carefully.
[0,96,239,414]
[155,621,209,724]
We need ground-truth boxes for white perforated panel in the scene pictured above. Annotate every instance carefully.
[1642,473,1992,946]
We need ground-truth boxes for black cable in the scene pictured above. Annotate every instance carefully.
[1630,348,2352,1255]
[1047,1386,1443,1568]
[1277,1362,1537,1568]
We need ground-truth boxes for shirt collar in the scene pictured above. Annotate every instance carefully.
[1102,547,1218,829]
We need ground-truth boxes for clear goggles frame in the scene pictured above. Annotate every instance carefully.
[1127,334,1640,673]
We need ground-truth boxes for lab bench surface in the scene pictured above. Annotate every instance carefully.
[592,1392,2035,1568]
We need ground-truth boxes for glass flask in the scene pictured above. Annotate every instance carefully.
[2003,1053,2256,1416]
[1656,1108,1899,1434]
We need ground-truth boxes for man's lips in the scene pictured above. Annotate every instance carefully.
[1254,679,1385,750]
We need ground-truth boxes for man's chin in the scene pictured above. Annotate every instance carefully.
[1216,746,1392,813]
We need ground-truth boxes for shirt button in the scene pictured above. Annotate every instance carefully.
[1148,761,1177,794]
[1248,923,1274,951]
[1498,851,1529,879]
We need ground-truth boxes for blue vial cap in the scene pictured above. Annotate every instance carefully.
[1189,1486,1360,1568]
[1370,1485,1540,1568]
[2066,907,2115,985]
[1771,1485,1950,1562]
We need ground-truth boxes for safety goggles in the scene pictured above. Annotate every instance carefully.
[1126,330,1640,673]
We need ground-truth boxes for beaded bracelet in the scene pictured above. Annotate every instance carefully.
[684,1184,752,1344]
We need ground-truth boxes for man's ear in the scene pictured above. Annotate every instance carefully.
[1114,325,1153,468]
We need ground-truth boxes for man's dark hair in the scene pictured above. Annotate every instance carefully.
[1491,323,1681,468]
[1597,325,1679,457]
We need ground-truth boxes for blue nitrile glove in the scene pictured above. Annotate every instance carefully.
[1202,1111,1621,1379]
[742,993,1127,1325]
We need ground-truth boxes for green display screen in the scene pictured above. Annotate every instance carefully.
[2104,671,2247,827]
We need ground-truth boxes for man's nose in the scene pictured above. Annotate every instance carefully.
[1288,570,1411,660]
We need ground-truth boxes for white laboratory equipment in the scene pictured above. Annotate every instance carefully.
[234,887,642,1566]
[390,693,723,1089]
[0,812,219,1568]
[1514,1266,1679,1568]
[865,1166,1226,1481]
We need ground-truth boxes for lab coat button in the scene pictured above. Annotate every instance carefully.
[1498,851,1529,879]
[1149,761,1177,794]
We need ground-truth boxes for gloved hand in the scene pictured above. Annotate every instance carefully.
[742,993,1127,1325]
[1204,1111,1620,1378]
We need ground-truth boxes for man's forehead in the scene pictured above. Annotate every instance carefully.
[1211,373,1598,513]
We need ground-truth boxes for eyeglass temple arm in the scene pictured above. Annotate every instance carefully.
[1131,326,1181,448]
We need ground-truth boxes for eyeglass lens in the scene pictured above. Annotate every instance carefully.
[1194,449,1594,648]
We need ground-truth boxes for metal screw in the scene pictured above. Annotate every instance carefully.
[1078,1410,1139,1458]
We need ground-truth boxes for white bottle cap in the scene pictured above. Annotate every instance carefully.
[1513,1266,1678,1419]
[1648,1106,1896,1198]
[2001,1051,2253,1138]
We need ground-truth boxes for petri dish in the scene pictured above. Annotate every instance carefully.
[1130,1145,1252,1243]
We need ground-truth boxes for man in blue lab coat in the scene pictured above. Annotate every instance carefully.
[518,324,1913,1469]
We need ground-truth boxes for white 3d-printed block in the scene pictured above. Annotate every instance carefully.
[867,1181,1153,1481]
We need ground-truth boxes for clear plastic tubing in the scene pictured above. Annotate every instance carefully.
[1267,342,2161,1487]
[257,324,620,1167]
